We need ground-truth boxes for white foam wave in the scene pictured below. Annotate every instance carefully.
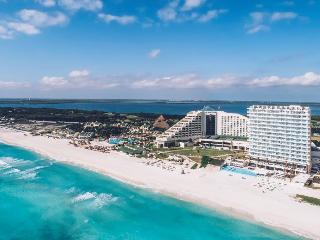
[71,191,118,208]
[0,160,48,179]
[24,166,47,172]
[17,172,38,180]
[0,160,12,170]
[65,187,77,194]
[0,157,30,167]
[91,193,118,208]
[72,192,97,203]
[16,166,48,180]
[3,168,21,175]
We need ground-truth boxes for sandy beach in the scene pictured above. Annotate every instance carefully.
[1,127,320,239]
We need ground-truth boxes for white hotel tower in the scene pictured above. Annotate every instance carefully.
[248,105,311,173]
[156,110,248,148]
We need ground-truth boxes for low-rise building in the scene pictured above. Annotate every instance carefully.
[198,138,249,151]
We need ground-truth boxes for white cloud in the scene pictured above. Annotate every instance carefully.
[41,76,68,87]
[6,22,40,35]
[0,25,13,39]
[98,13,136,25]
[246,11,299,34]
[157,8,176,22]
[0,81,30,89]
[132,74,236,89]
[40,70,119,89]
[35,0,56,7]
[181,0,205,11]
[270,12,298,21]
[250,12,267,24]
[0,9,68,39]
[157,0,179,22]
[15,71,320,92]
[246,24,269,34]
[248,72,320,87]
[148,49,161,59]
[17,9,68,27]
[69,69,90,78]
[131,72,320,90]
[58,0,103,11]
[198,9,227,22]
[157,0,226,23]
[245,12,268,33]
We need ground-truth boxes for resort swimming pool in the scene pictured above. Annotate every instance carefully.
[222,166,257,177]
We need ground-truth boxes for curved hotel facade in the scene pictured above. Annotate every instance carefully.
[156,110,248,148]
[248,105,311,173]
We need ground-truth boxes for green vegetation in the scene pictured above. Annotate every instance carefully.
[0,107,182,139]
[313,140,320,147]
[200,156,224,168]
[191,163,198,169]
[311,118,320,135]
[155,147,236,163]
[157,147,232,157]
[152,146,244,165]
[296,194,320,206]
[119,146,144,155]
[156,152,169,159]
[152,147,234,166]
[200,156,210,168]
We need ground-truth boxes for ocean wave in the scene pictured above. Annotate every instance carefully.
[16,166,48,180]
[71,191,118,208]
[0,160,48,180]
[0,157,30,167]
[0,159,21,175]
[91,193,118,209]
[3,168,21,175]
[72,192,97,203]
[24,166,48,172]
[65,187,77,194]
[0,157,36,176]
[17,172,38,180]
[0,160,12,170]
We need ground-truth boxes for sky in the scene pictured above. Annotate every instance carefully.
[0,0,320,101]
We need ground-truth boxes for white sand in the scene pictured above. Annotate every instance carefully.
[1,128,320,239]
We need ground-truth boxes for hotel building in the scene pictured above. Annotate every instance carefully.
[216,111,248,137]
[248,105,311,173]
[156,110,248,148]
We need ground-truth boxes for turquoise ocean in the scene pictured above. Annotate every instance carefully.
[0,142,301,240]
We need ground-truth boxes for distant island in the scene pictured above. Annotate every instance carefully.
[1,98,320,105]
[1,99,320,116]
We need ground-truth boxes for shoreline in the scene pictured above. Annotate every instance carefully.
[0,128,320,239]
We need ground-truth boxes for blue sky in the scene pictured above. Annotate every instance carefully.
[0,0,320,101]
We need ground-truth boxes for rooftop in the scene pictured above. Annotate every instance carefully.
[248,105,310,111]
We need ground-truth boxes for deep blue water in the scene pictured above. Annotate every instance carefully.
[0,100,319,115]
[0,142,301,240]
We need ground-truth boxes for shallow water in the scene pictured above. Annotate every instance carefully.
[0,143,301,240]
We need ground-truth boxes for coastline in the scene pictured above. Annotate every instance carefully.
[1,128,320,239]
